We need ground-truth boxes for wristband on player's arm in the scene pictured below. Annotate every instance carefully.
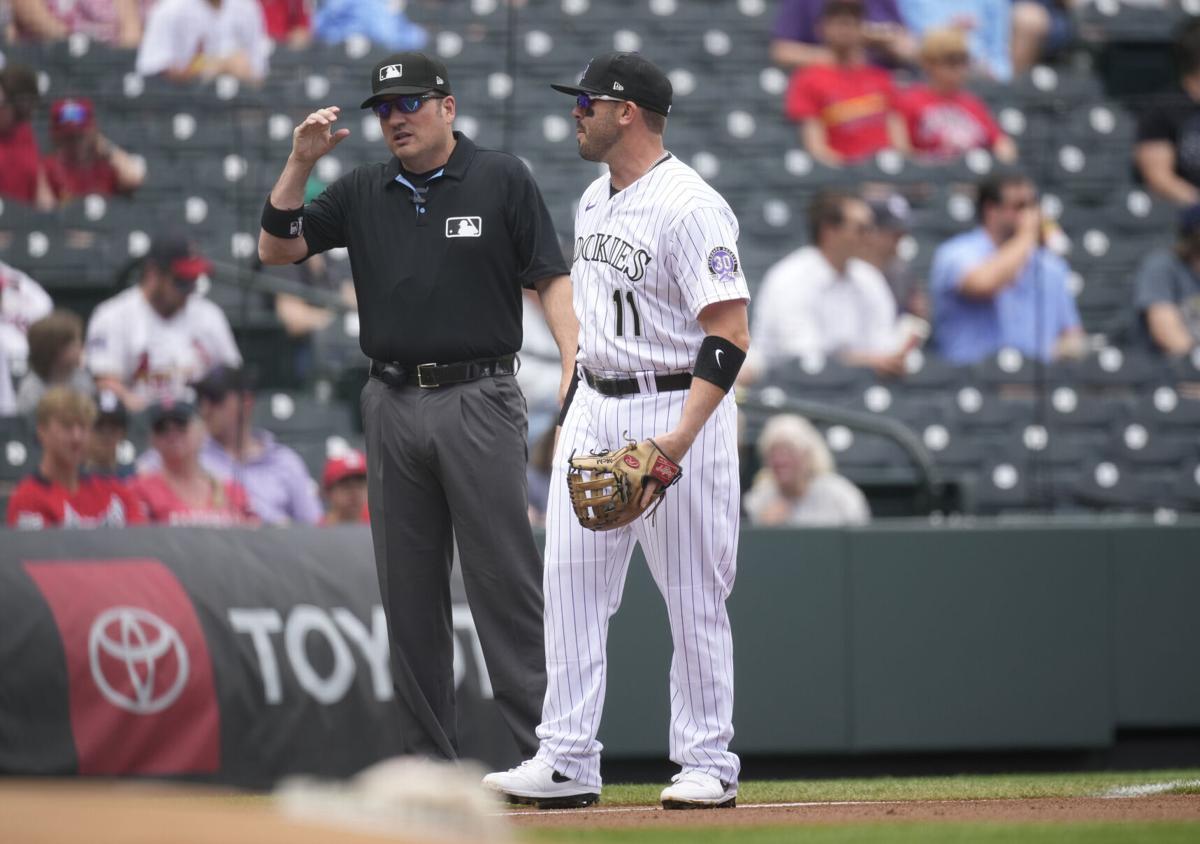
[557,372,580,426]
[693,335,746,393]
[261,196,305,239]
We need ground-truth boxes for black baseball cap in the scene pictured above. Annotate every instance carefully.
[552,52,673,117]
[147,233,212,282]
[147,395,195,428]
[193,365,256,402]
[361,52,452,108]
[95,389,129,428]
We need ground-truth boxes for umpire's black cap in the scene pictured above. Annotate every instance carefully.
[552,52,673,116]
[361,52,452,108]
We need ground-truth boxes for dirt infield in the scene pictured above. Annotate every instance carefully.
[504,795,1200,829]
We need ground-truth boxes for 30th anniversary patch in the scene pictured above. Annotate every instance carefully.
[707,246,739,283]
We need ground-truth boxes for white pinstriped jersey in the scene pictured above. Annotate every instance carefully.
[572,154,750,375]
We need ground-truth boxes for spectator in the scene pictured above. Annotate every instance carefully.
[312,0,426,51]
[15,309,94,416]
[770,0,916,70]
[43,97,145,204]
[140,365,323,524]
[136,0,271,84]
[862,192,929,320]
[1135,17,1200,207]
[6,386,144,528]
[83,389,135,479]
[0,260,54,378]
[518,289,566,444]
[131,396,256,526]
[320,450,369,525]
[743,414,870,526]
[784,0,906,166]
[751,192,918,377]
[895,27,1017,163]
[0,64,54,210]
[898,0,1014,81]
[1132,204,1200,357]
[1011,1,1076,77]
[0,346,15,416]
[11,0,143,46]
[930,173,1085,365]
[260,0,311,48]
[525,425,556,527]
[85,233,241,411]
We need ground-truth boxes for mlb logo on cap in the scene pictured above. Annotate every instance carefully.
[380,64,403,81]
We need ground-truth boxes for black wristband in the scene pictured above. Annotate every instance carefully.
[693,335,745,393]
[261,197,305,239]
[557,372,579,426]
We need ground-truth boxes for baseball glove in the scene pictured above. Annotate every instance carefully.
[567,437,683,531]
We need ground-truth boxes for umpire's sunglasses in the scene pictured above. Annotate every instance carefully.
[575,93,628,111]
[371,94,444,118]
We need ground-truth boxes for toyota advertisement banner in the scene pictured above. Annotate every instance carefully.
[0,527,522,787]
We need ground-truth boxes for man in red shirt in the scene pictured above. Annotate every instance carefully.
[7,386,145,529]
[784,0,905,166]
[895,28,1017,163]
[42,97,145,203]
[0,64,54,209]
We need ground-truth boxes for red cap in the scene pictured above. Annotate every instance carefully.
[323,450,368,488]
[50,97,95,134]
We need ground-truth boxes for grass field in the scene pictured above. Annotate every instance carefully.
[515,769,1200,844]
[594,768,1200,805]
[527,823,1200,844]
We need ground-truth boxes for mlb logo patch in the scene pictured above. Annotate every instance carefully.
[446,217,482,238]
[379,64,403,81]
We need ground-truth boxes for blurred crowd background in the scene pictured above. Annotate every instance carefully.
[2,0,1200,531]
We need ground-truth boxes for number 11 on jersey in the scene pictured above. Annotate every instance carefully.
[612,289,642,337]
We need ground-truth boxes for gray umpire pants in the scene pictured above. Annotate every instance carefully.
[361,372,546,761]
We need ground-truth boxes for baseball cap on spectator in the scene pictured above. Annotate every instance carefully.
[361,52,452,108]
[50,97,94,134]
[552,52,673,117]
[193,365,256,403]
[146,233,212,283]
[95,389,129,428]
[323,449,368,489]
[867,194,912,231]
[146,395,195,430]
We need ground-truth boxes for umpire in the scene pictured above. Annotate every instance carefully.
[259,52,578,762]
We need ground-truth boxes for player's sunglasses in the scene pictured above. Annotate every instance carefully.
[371,94,444,118]
[575,93,627,112]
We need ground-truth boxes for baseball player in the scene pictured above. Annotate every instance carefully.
[484,52,750,810]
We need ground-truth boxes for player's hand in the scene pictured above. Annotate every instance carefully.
[292,106,350,165]
[637,430,691,509]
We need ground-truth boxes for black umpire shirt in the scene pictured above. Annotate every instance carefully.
[302,132,568,365]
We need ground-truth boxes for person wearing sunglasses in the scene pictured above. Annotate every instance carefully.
[484,51,750,812]
[131,396,256,526]
[85,233,241,413]
[258,51,576,768]
[894,28,1016,164]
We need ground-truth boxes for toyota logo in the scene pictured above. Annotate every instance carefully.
[88,607,190,715]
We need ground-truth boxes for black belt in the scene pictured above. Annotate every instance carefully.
[370,355,517,389]
[581,367,692,397]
